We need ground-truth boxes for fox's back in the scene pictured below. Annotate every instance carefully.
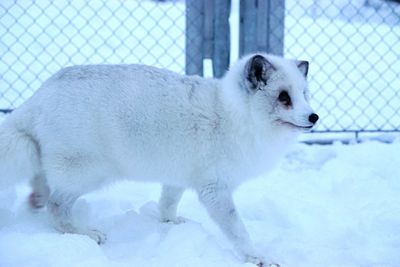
[19,64,222,185]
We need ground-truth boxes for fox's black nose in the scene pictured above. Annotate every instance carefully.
[309,113,319,124]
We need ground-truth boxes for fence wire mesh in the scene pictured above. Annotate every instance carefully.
[0,0,185,109]
[284,0,400,132]
[1,0,399,133]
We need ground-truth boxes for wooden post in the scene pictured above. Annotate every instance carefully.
[185,0,231,77]
[185,0,204,76]
[239,0,257,56]
[239,0,285,57]
[203,0,214,60]
[213,0,231,78]
[268,0,285,55]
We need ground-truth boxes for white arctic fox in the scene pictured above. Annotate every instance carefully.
[0,53,318,266]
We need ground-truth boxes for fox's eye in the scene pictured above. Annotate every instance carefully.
[278,90,292,107]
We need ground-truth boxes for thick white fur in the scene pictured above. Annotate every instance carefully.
[0,53,315,265]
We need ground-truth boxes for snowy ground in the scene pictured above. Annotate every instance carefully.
[1,138,399,267]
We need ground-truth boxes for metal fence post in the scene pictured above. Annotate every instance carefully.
[239,0,285,57]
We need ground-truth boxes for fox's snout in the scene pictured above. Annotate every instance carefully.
[308,113,319,124]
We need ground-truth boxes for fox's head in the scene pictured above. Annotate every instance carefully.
[222,53,318,133]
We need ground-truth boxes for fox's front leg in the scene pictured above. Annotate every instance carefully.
[197,181,265,266]
[159,185,185,223]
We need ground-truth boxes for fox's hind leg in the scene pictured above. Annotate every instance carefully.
[29,172,50,209]
[159,185,185,223]
[47,191,106,244]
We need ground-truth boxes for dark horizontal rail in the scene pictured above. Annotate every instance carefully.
[312,129,400,133]
[0,109,14,114]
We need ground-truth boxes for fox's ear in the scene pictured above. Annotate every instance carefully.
[246,55,276,91]
[297,60,309,77]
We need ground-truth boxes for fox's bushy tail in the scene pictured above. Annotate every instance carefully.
[0,115,41,187]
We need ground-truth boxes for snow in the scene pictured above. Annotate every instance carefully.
[1,139,399,267]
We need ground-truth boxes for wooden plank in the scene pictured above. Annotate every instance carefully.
[239,0,285,56]
[257,0,268,52]
[268,0,285,55]
[185,0,204,75]
[239,0,257,56]
[203,0,214,59]
[213,0,231,78]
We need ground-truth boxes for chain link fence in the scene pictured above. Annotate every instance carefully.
[1,0,399,133]
[284,0,400,132]
[0,0,185,110]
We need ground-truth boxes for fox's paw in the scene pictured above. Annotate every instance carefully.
[258,263,280,267]
[84,229,107,245]
[161,216,187,224]
[245,254,265,266]
[245,255,280,267]
[28,192,48,210]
